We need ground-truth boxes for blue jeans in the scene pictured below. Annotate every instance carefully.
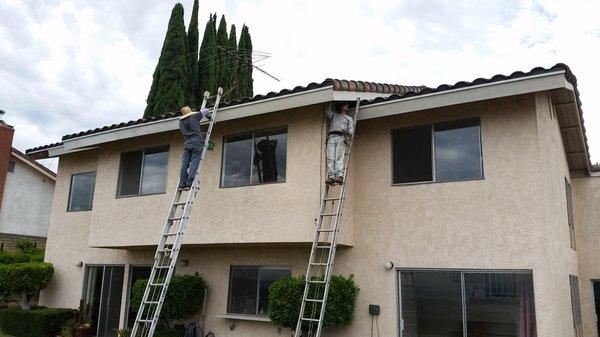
[179,145,202,188]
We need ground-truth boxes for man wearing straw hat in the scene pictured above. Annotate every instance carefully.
[178,106,213,190]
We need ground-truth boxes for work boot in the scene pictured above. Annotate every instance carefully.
[335,176,344,184]
[326,177,335,186]
[178,185,191,191]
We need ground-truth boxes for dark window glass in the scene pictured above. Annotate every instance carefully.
[228,267,259,315]
[464,273,536,337]
[117,147,169,197]
[252,130,287,184]
[565,179,576,249]
[68,172,95,212]
[227,266,291,316]
[258,268,291,315]
[141,148,169,195]
[222,134,253,187]
[400,271,463,336]
[221,128,287,187]
[392,126,433,183]
[434,119,482,181]
[399,271,537,337]
[118,151,143,196]
[7,160,15,173]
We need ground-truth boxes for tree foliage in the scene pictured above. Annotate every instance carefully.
[226,24,238,94]
[268,275,359,330]
[0,262,54,310]
[198,14,218,98]
[237,24,254,99]
[186,0,200,107]
[130,274,206,320]
[144,4,190,118]
[216,15,229,92]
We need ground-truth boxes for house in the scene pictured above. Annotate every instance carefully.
[0,120,55,250]
[27,63,600,337]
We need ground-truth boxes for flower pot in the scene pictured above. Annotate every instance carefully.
[74,325,92,337]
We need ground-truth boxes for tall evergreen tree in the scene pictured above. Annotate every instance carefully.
[198,14,217,96]
[226,24,238,95]
[186,0,200,107]
[215,15,229,91]
[237,24,254,99]
[144,3,190,118]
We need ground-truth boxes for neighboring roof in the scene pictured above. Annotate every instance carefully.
[592,163,600,172]
[10,147,56,180]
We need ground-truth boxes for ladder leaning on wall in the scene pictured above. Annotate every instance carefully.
[131,88,223,337]
[294,98,361,337]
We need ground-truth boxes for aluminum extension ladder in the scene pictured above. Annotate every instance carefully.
[295,98,361,337]
[131,88,223,337]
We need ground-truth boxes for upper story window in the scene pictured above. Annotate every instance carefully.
[221,128,287,187]
[7,160,15,173]
[392,118,483,184]
[68,172,96,212]
[117,146,169,197]
[227,266,291,316]
[565,178,576,250]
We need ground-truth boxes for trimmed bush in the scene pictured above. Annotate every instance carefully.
[0,306,75,337]
[0,262,54,309]
[130,274,206,319]
[0,251,29,265]
[268,275,359,330]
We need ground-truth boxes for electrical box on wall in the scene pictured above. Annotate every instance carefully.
[369,304,380,315]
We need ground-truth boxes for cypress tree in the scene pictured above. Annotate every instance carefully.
[144,3,190,118]
[186,0,200,107]
[198,14,217,96]
[237,24,254,99]
[216,15,229,91]
[227,24,238,97]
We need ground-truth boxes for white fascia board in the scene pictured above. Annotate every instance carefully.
[11,151,56,180]
[359,71,569,120]
[333,91,394,101]
[62,86,334,151]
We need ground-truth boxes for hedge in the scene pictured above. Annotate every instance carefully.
[268,275,359,330]
[0,251,29,265]
[130,274,206,319]
[0,307,75,337]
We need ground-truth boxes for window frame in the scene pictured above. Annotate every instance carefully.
[226,265,292,317]
[390,118,484,186]
[220,126,288,188]
[116,145,170,198]
[67,171,96,212]
[396,268,536,337]
[565,178,576,250]
[7,160,15,173]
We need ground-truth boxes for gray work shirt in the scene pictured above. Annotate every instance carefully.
[179,108,212,148]
[326,104,354,135]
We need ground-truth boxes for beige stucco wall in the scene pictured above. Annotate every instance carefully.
[574,176,600,337]
[41,92,585,337]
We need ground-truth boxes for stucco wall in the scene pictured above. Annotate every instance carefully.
[41,93,583,337]
[574,176,600,337]
[0,157,54,237]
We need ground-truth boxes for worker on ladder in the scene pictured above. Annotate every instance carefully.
[325,102,354,186]
[178,105,212,190]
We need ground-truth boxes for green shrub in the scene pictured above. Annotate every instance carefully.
[15,239,35,252]
[154,326,186,337]
[0,251,29,265]
[130,274,206,319]
[268,275,359,330]
[0,262,54,309]
[0,306,75,337]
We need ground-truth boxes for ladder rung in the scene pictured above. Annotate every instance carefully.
[323,197,341,201]
[310,262,328,266]
[173,202,187,206]
[305,298,324,303]
[317,229,336,233]
[163,233,180,237]
[137,319,154,323]
[321,213,338,217]
[144,301,160,305]
[308,280,326,284]
[169,216,183,221]
[316,245,331,249]
[154,265,171,269]
[301,318,320,322]
[150,282,166,286]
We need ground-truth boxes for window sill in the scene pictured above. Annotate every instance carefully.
[216,314,271,322]
[115,191,167,199]
[219,180,286,189]
[391,177,485,187]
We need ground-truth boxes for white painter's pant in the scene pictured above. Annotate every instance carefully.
[327,135,346,178]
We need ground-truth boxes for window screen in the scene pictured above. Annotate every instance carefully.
[221,128,287,187]
[7,160,15,173]
[570,275,583,337]
[68,172,96,212]
[392,126,432,183]
[227,266,291,316]
[565,179,576,250]
[117,146,169,197]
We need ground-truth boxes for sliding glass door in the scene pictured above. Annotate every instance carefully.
[83,265,125,337]
[399,270,536,337]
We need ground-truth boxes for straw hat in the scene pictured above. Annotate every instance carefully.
[180,106,198,120]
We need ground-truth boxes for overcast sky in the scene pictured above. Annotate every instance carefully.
[1,0,599,170]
